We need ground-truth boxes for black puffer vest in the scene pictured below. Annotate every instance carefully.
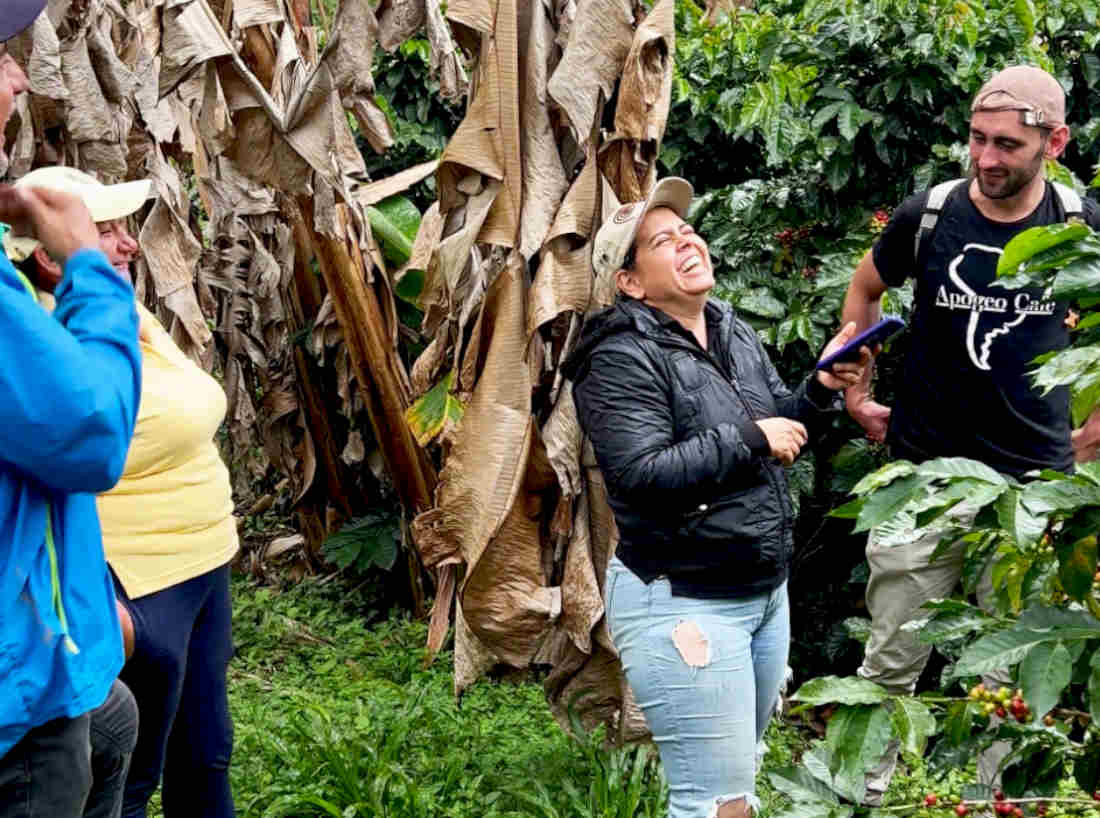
[565,298,838,599]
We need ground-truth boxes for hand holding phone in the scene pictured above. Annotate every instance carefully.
[816,316,905,372]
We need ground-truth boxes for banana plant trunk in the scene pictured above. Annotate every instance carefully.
[233,20,437,604]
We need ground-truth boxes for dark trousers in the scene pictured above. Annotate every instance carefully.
[0,679,138,818]
[113,563,235,818]
[88,681,139,818]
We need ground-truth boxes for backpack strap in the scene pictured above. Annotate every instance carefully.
[908,179,1083,269]
[1051,180,1083,220]
[913,178,968,267]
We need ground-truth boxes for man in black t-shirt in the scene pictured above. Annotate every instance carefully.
[840,65,1100,801]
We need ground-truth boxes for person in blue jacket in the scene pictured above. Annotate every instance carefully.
[0,4,144,817]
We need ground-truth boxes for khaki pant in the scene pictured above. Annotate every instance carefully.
[856,505,1010,802]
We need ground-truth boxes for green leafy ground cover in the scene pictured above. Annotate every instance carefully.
[226,573,669,817]
[138,574,1099,817]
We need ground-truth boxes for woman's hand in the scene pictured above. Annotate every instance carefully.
[816,321,873,391]
[755,418,807,465]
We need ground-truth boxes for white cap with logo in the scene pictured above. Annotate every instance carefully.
[591,177,694,279]
[3,166,153,262]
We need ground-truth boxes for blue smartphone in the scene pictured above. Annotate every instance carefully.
[815,316,905,371]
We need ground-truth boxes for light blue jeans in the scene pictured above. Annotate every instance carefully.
[606,556,790,818]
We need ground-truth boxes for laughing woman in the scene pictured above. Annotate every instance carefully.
[565,177,870,818]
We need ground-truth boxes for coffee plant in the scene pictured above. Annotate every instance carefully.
[667,0,1100,200]
[779,225,1100,817]
[364,38,463,209]
[669,0,1100,369]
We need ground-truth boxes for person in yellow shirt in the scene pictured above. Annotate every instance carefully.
[6,167,238,818]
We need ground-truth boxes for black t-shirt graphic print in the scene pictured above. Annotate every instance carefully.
[872,181,1100,477]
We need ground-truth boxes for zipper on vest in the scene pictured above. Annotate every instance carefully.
[653,325,792,541]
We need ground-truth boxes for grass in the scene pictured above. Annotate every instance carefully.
[224,574,669,817]
[137,573,1098,817]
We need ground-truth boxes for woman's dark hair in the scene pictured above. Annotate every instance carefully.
[614,242,639,302]
[622,242,637,271]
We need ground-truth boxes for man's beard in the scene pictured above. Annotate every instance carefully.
[973,145,1045,200]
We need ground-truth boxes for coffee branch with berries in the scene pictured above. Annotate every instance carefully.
[878,790,1100,816]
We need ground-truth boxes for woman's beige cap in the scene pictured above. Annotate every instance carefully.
[592,177,694,279]
[972,65,1065,127]
[1,0,47,41]
[3,166,152,262]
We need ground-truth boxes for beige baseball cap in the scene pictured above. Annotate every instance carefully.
[3,166,153,262]
[591,177,694,279]
[972,65,1065,128]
